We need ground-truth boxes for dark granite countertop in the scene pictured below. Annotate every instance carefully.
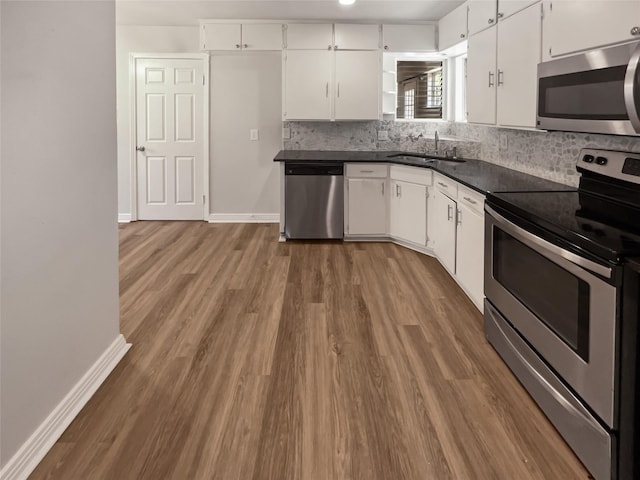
[274,150,575,194]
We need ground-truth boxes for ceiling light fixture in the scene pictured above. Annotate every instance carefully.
[339,0,356,5]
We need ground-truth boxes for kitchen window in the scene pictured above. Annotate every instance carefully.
[396,60,443,119]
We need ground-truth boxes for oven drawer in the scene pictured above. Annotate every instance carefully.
[485,301,612,480]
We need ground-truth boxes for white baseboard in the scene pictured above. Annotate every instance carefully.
[208,213,279,223]
[118,213,132,223]
[0,335,131,480]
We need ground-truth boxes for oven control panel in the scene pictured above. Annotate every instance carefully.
[579,149,640,184]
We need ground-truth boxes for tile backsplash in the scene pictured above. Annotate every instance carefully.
[283,120,640,187]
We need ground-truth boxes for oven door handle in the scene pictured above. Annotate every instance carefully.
[625,41,640,133]
[486,205,612,279]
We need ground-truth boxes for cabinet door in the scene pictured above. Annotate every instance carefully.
[433,190,457,274]
[468,0,497,36]
[497,0,539,21]
[439,2,469,51]
[335,51,380,120]
[456,202,485,307]
[467,26,497,124]
[496,3,541,128]
[284,50,332,120]
[242,24,283,50]
[334,24,380,50]
[202,23,242,50]
[390,181,427,245]
[543,1,640,59]
[382,25,437,52]
[286,23,334,49]
[347,178,387,235]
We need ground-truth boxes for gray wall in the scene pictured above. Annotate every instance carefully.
[1,0,121,466]
[210,54,282,216]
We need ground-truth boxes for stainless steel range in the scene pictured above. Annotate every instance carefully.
[484,149,640,480]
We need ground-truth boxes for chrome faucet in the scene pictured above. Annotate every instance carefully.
[434,130,439,154]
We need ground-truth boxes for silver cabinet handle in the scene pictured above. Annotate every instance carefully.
[360,170,374,173]
[624,41,640,132]
[488,71,495,87]
[136,146,145,152]
[631,26,640,36]
[328,45,332,50]
[381,182,385,196]
[460,33,466,38]
[235,44,241,49]
[457,209,462,225]
[396,184,400,197]
[326,82,329,97]
[498,69,504,86]
[447,204,453,221]
[243,43,248,48]
[334,45,339,50]
[463,196,477,205]
[337,83,340,98]
[488,18,495,24]
[497,12,504,18]
[437,181,448,189]
[384,45,389,50]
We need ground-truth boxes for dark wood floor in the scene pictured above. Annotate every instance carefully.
[30,222,589,479]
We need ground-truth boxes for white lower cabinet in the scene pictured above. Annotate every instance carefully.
[456,199,485,308]
[390,180,427,245]
[433,189,457,274]
[389,165,431,246]
[346,178,387,235]
[345,163,388,237]
[432,174,485,311]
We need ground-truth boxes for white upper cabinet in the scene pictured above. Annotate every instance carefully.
[497,0,540,21]
[284,50,333,120]
[334,51,380,120]
[438,2,468,50]
[467,2,541,128]
[202,23,242,50]
[466,26,497,124]
[468,0,497,36]
[334,24,380,50]
[439,2,469,51]
[382,24,437,51]
[241,24,284,50]
[496,2,542,127]
[201,23,282,50]
[286,23,334,49]
[542,0,640,60]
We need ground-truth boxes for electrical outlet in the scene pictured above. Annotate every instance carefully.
[282,127,291,139]
[250,129,259,141]
[378,130,389,141]
[499,133,508,150]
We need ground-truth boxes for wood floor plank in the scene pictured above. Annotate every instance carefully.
[28,222,590,480]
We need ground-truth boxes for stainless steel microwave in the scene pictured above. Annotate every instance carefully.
[537,40,640,136]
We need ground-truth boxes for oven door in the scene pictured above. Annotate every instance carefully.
[537,40,640,136]
[484,205,618,428]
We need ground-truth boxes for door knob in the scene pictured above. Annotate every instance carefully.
[136,146,145,152]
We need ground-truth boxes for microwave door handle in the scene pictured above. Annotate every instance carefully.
[625,42,640,133]
[485,205,612,279]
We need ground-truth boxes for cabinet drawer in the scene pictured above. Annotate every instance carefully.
[346,163,388,178]
[390,165,432,186]
[434,173,458,198]
[458,184,485,215]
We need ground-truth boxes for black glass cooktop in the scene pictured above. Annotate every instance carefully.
[488,190,640,263]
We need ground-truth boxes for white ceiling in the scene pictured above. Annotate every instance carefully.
[116,0,466,26]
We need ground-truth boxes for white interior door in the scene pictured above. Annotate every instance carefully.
[136,58,205,220]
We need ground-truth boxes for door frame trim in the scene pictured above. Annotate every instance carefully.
[129,53,210,221]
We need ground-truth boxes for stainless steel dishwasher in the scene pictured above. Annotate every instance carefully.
[285,162,344,239]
